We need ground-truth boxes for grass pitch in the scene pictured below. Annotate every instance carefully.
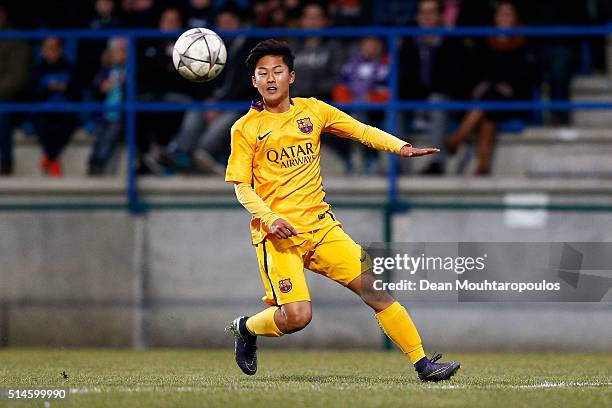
[1,349,610,408]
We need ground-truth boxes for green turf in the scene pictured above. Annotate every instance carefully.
[0,349,610,408]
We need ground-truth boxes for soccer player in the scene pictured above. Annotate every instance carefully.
[225,39,460,382]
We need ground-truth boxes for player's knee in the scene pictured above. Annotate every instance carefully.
[283,309,312,333]
[287,313,311,332]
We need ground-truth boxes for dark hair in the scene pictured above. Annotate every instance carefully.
[217,0,245,20]
[496,0,519,13]
[245,39,295,73]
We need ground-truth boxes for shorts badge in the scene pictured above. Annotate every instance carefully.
[297,117,313,134]
[279,278,293,293]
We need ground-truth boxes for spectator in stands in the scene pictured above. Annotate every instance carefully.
[583,0,610,73]
[290,2,349,168]
[373,0,417,26]
[328,0,372,26]
[524,0,585,125]
[283,0,303,27]
[445,1,532,175]
[77,0,126,106]
[88,37,128,175]
[269,4,289,28]
[251,0,270,27]
[0,5,30,175]
[122,0,159,27]
[440,0,461,27]
[398,0,469,175]
[251,0,295,28]
[144,2,257,175]
[136,7,195,174]
[30,37,80,177]
[183,0,215,28]
[12,1,90,29]
[290,2,344,100]
[190,2,259,173]
[453,0,496,27]
[91,0,124,29]
[332,36,389,173]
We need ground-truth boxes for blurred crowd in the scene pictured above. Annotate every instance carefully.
[0,0,610,177]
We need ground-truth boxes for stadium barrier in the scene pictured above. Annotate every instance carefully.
[1,25,612,212]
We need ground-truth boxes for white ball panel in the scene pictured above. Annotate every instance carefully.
[216,43,227,64]
[187,61,211,77]
[207,63,225,80]
[184,38,211,61]
[204,35,222,64]
[177,65,198,81]
[174,29,201,53]
[172,48,181,69]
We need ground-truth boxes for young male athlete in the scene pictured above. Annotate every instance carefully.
[225,39,460,382]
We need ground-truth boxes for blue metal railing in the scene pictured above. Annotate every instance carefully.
[1,26,612,213]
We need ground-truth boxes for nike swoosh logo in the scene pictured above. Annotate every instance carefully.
[258,131,271,140]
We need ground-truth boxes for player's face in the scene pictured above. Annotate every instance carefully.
[252,55,295,105]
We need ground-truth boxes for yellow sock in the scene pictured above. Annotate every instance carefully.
[246,307,284,337]
[375,301,426,364]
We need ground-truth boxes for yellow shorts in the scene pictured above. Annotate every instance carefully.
[255,213,370,306]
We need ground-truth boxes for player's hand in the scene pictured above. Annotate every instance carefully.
[270,218,299,239]
[399,144,440,158]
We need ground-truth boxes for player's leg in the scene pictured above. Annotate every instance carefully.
[247,238,312,334]
[227,238,312,375]
[244,300,312,337]
[307,225,425,361]
[307,222,460,381]
[346,269,427,363]
[345,270,460,381]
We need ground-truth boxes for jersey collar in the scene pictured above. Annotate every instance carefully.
[250,98,294,112]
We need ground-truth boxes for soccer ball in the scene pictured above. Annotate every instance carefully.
[172,28,227,82]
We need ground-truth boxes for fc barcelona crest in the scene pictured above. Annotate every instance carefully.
[279,278,293,293]
[296,117,313,134]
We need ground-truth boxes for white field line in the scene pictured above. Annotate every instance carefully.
[69,381,612,395]
[507,381,612,389]
[427,381,612,390]
[69,386,200,395]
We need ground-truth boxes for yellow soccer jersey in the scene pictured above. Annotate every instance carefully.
[225,97,407,244]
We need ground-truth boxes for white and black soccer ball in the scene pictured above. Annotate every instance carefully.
[172,28,227,82]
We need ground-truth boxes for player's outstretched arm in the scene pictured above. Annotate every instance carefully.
[399,144,440,158]
[233,182,299,239]
[318,100,440,157]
